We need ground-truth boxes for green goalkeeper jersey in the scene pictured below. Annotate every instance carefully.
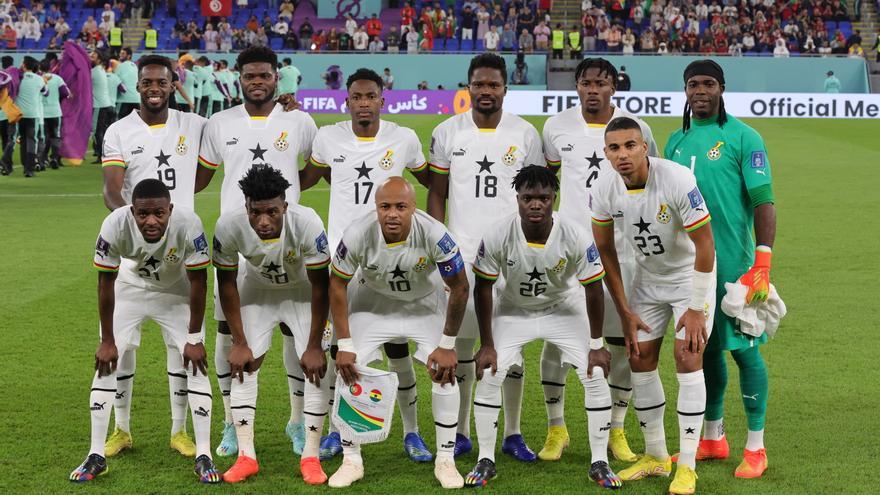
[664,115,774,276]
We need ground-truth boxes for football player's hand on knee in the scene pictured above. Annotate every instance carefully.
[335,351,359,385]
[587,347,612,379]
[228,343,255,383]
[427,348,457,385]
[183,342,208,376]
[474,346,497,380]
[300,346,327,386]
[676,308,708,354]
[622,310,650,358]
[95,341,119,377]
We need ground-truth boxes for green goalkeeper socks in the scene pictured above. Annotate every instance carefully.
[731,346,769,431]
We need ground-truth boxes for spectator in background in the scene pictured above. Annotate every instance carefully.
[519,7,536,35]
[405,25,419,53]
[339,27,352,50]
[417,80,428,90]
[344,14,357,37]
[284,28,299,49]
[534,20,550,50]
[848,42,864,58]
[273,17,289,39]
[386,25,400,53]
[204,23,219,51]
[310,29,325,51]
[220,21,233,51]
[101,3,115,29]
[401,1,415,31]
[299,17,314,46]
[616,65,631,90]
[327,28,340,51]
[622,27,636,54]
[369,35,384,52]
[476,4,489,41]
[606,24,622,52]
[246,15,258,32]
[824,70,841,92]
[440,8,455,49]
[382,68,394,89]
[511,60,529,85]
[366,14,382,39]
[501,23,515,51]
[420,23,434,51]
[460,5,475,47]
[3,23,15,50]
[353,26,369,51]
[519,27,534,52]
[846,29,862,50]
[484,24,499,52]
[773,37,789,57]
[279,0,294,21]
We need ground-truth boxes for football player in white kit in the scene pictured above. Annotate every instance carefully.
[590,117,716,495]
[328,177,468,489]
[212,165,332,484]
[464,166,622,489]
[100,55,208,459]
[539,58,657,463]
[195,46,318,458]
[300,68,432,462]
[70,179,220,484]
[427,53,544,460]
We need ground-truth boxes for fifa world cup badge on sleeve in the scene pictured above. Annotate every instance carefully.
[332,366,399,444]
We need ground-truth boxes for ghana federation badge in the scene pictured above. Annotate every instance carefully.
[412,256,429,272]
[284,249,297,264]
[656,204,671,224]
[549,258,567,273]
[164,247,180,263]
[175,135,188,155]
[501,146,518,166]
[706,141,725,161]
[378,150,394,170]
[274,131,290,151]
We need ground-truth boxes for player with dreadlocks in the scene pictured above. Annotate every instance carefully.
[539,57,657,463]
[465,165,621,489]
[665,60,777,480]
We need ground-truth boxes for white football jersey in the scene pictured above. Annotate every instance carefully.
[472,212,605,311]
[543,105,657,263]
[590,158,712,285]
[429,111,544,260]
[331,209,465,302]
[102,109,207,210]
[212,204,330,290]
[198,104,317,214]
[310,119,427,253]
[93,206,210,292]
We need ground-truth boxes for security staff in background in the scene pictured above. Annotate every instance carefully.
[568,25,582,59]
[552,23,565,59]
[616,65,632,91]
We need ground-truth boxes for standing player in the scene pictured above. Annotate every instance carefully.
[465,166,621,489]
[196,46,318,458]
[115,47,139,118]
[193,56,212,117]
[427,53,543,459]
[591,117,716,495]
[665,60,777,479]
[14,56,45,178]
[69,179,220,484]
[38,59,69,171]
[328,177,467,489]
[300,67,432,461]
[212,165,331,484]
[91,50,114,164]
[175,59,197,112]
[100,55,208,459]
[539,58,657,462]
[278,57,302,98]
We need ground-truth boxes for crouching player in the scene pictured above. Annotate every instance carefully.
[70,179,219,483]
[465,165,621,489]
[590,117,716,495]
[328,177,468,489]
[212,164,332,484]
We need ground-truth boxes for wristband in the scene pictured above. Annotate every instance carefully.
[439,334,456,350]
[589,338,604,350]
[754,245,772,268]
[186,332,205,346]
[337,338,356,354]
[689,270,714,311]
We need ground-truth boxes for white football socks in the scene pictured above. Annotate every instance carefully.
[677,370,706,469]
[389,355,419,435]
[230,369,259,459]
[608,344,633,429]
[187,370,214,458]
[113,350,134,433]
[541,342,569,428]
[703,419,725,440]
[632,369,668,460]
[502,364,525,438]
[582,367,613,464]
[432,381,460,460]
[89,371,117,457]
[746,429,765,451]
[473,371,504,462]
[455,338,476,438]
[167,346,188,436]
[214,331,233,424]
[282,335,305,425]
[303,379,329,458]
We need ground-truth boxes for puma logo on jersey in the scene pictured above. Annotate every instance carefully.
[131,146,144,155]
[226,137,239,146]
[452,148,466,157]
[333,155,346,163]
[561,143,574,152]
[674,149,682,156]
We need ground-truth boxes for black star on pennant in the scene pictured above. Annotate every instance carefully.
[354,161,373,179]
[249,143,267,161]
[586,151,603,170]
[239,419,249,426]
[263,261,281,273]
[154,150,172,167]
[476,155,494,173]
[143,256,160,269]
[639,421,647,428]
[390,264,407,279]
[685,427,696,434]
[633,217,652,234]
[526,267,544,281]
[309,425,318,432]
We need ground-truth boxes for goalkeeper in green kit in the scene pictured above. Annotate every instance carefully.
[664,60,776,480]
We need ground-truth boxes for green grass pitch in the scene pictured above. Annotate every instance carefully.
[0,115,876,494]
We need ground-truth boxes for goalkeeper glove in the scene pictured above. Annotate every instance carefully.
[739,245,772,303]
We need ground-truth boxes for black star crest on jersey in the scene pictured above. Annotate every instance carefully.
[586,151,602,170]
[249,143,268,161]
[154,150,172,167]
[263,261,281,273]
[390,264,407,279]
[476,155,494,173]
[354,161,374,179]
[526,267,544,281]
[143,256,160,269]
[685,427,696,434]
[634,217,652,234]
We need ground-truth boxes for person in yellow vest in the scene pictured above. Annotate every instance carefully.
[109,26,123,58]
[568,25,582,59]
[145,22,158,50]
[552,23,564,60]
